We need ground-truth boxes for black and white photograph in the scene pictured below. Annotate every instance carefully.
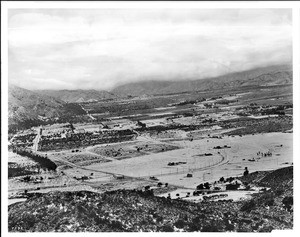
[1,1,299,234]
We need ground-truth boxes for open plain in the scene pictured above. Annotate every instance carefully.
[8,84,293,200]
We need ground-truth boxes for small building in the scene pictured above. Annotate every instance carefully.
[115,174,125,179]
[76,128,85,133]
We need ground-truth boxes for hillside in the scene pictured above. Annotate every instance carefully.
[8,85,86,132]
[8,167,293,232]
[112,64,292,97]
[35,89,116,103]
[8,85,65,122]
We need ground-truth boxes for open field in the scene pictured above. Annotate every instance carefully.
[82,132,292,188]
[89,141,180,160]
[8,84,293,216]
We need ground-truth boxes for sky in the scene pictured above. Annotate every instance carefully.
[8,9,292,91]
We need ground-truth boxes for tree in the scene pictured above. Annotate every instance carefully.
[204,182,210,189]
[69,123,75,131]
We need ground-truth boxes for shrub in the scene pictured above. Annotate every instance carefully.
[204,182,210,189]
[201,221,224,232]
[265,198,274,206]
[240,199,256,212]
[174,219,186,229]
[257,192,275,206]
[197,184,204,190]
[275,189,284,196]
[282,196,293,210]
[160,224,174,232]
[258,225,274,232]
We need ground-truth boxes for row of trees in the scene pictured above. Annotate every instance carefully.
[11,148,57,171]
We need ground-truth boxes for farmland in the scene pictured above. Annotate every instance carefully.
[8,83,293,232]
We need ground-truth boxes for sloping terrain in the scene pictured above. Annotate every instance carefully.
[8,166,293,232]
[8,85,86,132]
[8,84,65,122]
[112,64,292,97]
[35,89,116,103]
[240,166,293,195]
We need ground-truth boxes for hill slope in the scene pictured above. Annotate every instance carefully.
[8,84,65,122]
[112,64,292,97]
[35,89,116,103]
[8,167,293,232]
[8,85,86,131]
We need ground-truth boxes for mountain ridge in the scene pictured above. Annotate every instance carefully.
[8,84,86,131]
[111,64,292,97]
[34,89,117,103]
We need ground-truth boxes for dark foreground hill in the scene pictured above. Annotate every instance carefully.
[112,64,292,97]
[8,166,293,232]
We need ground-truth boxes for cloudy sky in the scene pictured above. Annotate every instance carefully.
[8,9,292,91]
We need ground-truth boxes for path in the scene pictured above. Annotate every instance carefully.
[32,127,41,152]
[80,104,96,120]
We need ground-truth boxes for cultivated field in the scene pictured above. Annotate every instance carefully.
[8,84,293,205]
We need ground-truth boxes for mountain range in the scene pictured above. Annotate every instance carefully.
[111,64,292,97]
[35,89,116,103]
[8,64,292,131]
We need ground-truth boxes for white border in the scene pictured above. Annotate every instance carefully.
[1,1,300,237]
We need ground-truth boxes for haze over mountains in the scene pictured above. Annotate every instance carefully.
[8,64,292,130]
[35,89,116,103]
[111,64,292,97]
[32,64,292,101]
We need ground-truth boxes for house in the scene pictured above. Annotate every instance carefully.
[76,128,85,133]
[115,174,125,179]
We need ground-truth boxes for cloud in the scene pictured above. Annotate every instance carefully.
[8,9,292,90]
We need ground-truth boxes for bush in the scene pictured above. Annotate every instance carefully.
[257,192,275,206]
[174,219,186,229]
[197,184,204,190]
[201,221,224,232]
[160,224,174,232]
[275,189,284,196]
[282,196,293,210]
[240,199,256,212]
[265,198,274,206]
[204,182,210,189]
[258,225,274,232]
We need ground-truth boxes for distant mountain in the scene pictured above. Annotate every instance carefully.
[8,85,86,131]
[35,89,117,103]
[112,64,292,97]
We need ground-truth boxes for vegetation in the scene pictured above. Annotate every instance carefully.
[39,130,136,151]
[8,164,39,178]
[11,148,57,171]
[8,166,293,232]
[222,116,292,136]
